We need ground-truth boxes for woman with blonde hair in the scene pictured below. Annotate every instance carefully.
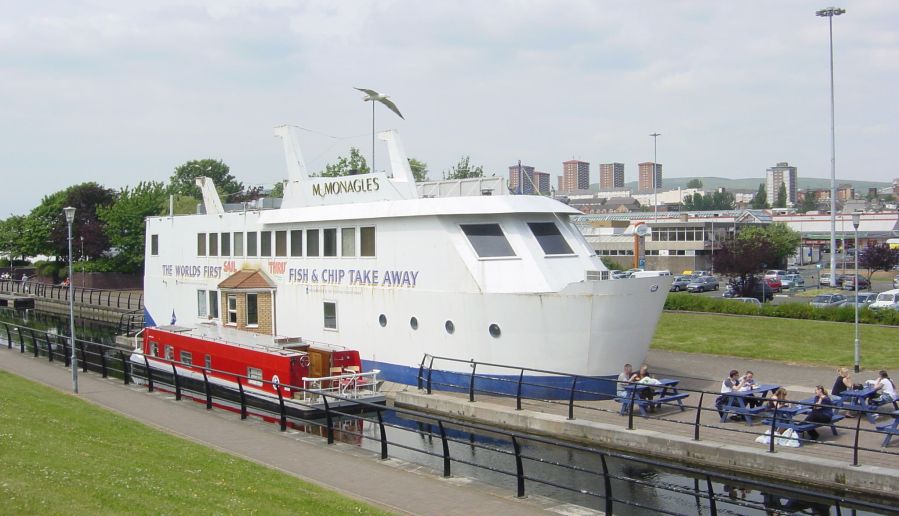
[831,367,853,397]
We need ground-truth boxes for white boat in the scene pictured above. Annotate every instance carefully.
[142,126,671,398]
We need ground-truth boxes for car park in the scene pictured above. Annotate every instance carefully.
[780,274,805,289]
[841,293,878,308]
[670,276,692,292]
[686,276,719,293]
[810,294,848,308]
[871,289,899,311]
[819,273,832,286]
[840,274,870,290]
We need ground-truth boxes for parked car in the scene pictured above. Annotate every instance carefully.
[730,297,762,306]
[670,276,692,292]
[786,267,800,275]
[686,276,719,293]
[780,274,805,289]
[840,274,871,290]
[840,293,878,308]
[810,294,848,308]
[764,277,782,293]
[819,273,832,287]
[871,289,899,311]
[609,270,627,280]
[690,270,712,278]
[893,274,899,289]
[764,269,787,280]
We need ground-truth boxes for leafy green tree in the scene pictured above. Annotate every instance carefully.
[97,182,168,273]
[169,159,242,200]
[53,183,115,261]
[774,183,787,208]
[798,190,818,213]
[20,190,67,258]
[682,190,735,210]
[738,223,801,267]
[408,158,428,182]
[320,148,370,177]
[270,182,285,198]
[750,183,768,209]
[686,178,703,189]
[444,156,484,179]
[0,215,29,261]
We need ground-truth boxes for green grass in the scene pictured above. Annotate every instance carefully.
[652,312,899,370]
[0,371,388,515]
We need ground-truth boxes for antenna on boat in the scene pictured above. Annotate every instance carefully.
[195,177,224,215]
[355,87,404,174]
[378,130,415,184]
[273,125,309,181]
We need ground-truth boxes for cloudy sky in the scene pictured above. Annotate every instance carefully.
[2,1,897,216]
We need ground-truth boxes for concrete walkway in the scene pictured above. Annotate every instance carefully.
[0,347,572,516]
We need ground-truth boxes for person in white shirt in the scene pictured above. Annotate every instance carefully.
[873,370,896,404]
[616,363,633,398]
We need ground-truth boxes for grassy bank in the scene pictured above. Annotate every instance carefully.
[0,371,387,515]
[652,312,899,370]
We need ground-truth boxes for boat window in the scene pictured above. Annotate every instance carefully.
[290,230,303,257]
[460,224,515,258]
[323,228,337,256]
[360,227,376,257]
[307,229,320,257]
[246,293,258,326]
[150,341,158,357]
[227,295,238,324]
[528,222,573,255]
[197,289,207,317]
[341,228,356,257]
[181,351,192,366]
[410,317,418,330]
[275,231,287,257]
[197,233,207,256]
[323,301,337,330]
[150,235,159,256]
[208,233,218,256]
[247,367,263,386]
[234,232,244,256]
[209,291,219,319]
[378,314,387,327]
[445,320,455,334]
[205,354,212,370]
[165,345,174,361]
[489,324,501,338]
[247,232,258,257]
[261,231,272,257]
[221,233,231,257]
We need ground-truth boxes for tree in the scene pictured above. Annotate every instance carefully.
[773,183,787,208]
[52,183,115,261]
[444,156,484,179]
[408,158,428,182]
[682,190,735,211]
[270,181,285,198]
[320,147,370,177]
[858,244,899,281]
[798,190,818,214]
[0,215,29,261]
[750,184,768,209]
[738,223,801,267]
[169,159,242,200]
[686,178,703,189]
[21,190,67,258]
[712,237,779,297]
[97,181,168,273]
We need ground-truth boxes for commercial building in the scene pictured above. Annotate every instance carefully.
[599,163,625,190]
[508,164,549,195]
[561,160,590,193]
[765,162,798,207]
[638,162,662,192]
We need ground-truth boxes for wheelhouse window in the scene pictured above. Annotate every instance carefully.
[247,367,262,386]
[247,232,258,257]
[165,345,174,361]
[528,222,573,255]
[290,230,303,257]
[246,293,258,326]
[360,226,375,257]
[323,301,337,330]
[197,233,207,256]
[234,232,244,256]
[275,230,287,257]
[208,233,218,256]
[209,291,219,319]
[197,289,207,317]
[341,227,356,257]
[150,235,159,256]
[461,224,515,258]
[227,294,238,324]
[181,351,192,366]
[323,228,337,257]
[260,231,272,257]
[221,233,231,256]
[307,229,320,257]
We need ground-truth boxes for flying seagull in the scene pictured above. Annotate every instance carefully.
[354,87,404,119]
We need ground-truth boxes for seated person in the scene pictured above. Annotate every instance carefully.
[739,371,761,407]
[616,363,633,398]
[802,385,834,440]
[766,387,789,410]
[872,370,896,406]
[716,370,741,417]
[628,365,655,403]
[831,367,853,398]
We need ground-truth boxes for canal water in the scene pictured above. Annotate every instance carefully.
[1,308,884,515]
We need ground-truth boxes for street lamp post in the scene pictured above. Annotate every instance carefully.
[64,206,78,394]
[650,132,660,223]
[816,6,845,287]
[852,212,860,373]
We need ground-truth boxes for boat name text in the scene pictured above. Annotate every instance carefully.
[312,177,380,198]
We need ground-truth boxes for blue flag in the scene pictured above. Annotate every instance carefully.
[170,310,177,325]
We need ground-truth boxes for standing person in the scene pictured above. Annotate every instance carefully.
[802,386,834,441]
[616,364,633,398]
[831,367,853,398]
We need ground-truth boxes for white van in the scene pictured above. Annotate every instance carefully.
[631,270,672,278]
[871,289,899,311]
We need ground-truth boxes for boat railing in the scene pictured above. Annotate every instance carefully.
[299,370,381,402]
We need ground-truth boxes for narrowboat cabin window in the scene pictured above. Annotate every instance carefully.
[208,233,218,256]
[221,232,231,256]
[246,232,258,257]
[307,229,320,257]
[227,295,238,324]
[233,232,244,256]
[197,233,207,256]
[165,345,174,360]
[323,228,337,257]
[204,354,212,370]
[150,342,158,357]
[209,291,219,319]
[323,301,337,330]
[290,230,303,257]
[246,293,258,327]
[181,351,192,366]
[460,224,515,258]
[247,367,263,386]
[360,226,376,257]
[150,234,159,256]
[197,289,208,317]
[341,227,356,257]
[528,222,573,255]
[261,230,272,257]
[275,230,287,257]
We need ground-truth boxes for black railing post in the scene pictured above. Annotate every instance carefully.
[78,342,87,372]
[44,332,53,362]
[417,355,426,390]
[376,409,388,460]
[202,370,212,409]
[426,356,435,394]
[171,362,181,401]
[4,323,11,349]
[852,410,863,466]
[30,329,38,357]
[694,391,705,441]
[706,476,718,516]
[627,383,637,430]
[121,352,130,385]
[99,348,107,378]
[17,326,25,353]
[511,435,525,498]
[600,454,614,515]
[768,407,780,454]
[468,360,477,402]
[62,337,70,367]
[567,376,578,420]
[236,376,247,420]
[144,354,154,392]
[276,386,286,432]
[437,421,451,477]
[322,395,334,444]
[516,369,524,411]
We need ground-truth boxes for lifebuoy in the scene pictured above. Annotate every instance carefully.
[299,354,310,367]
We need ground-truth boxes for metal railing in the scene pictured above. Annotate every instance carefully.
[0,279,143,311]
[417,354,899,468]
[2,321,893,514]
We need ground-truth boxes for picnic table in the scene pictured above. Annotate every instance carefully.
[840,386,880,423]
[761,397,846,440]
[617,379,690,417]
[718,384,780,426]
[876,410,899,447]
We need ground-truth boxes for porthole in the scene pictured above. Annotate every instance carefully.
[445,320,455,334]
[410,317,419,330]
[378,314,387,327]
[489,324,501,338]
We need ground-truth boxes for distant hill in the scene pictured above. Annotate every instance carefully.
[596,177,891,193]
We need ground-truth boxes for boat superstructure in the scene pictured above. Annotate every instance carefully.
[143,126,671,395]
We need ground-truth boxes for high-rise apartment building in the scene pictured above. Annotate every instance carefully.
[561,160,590,193]
[599,163,625,190]
[508,164,549,195]
[765,162,798,207]
[638,162,662,192]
